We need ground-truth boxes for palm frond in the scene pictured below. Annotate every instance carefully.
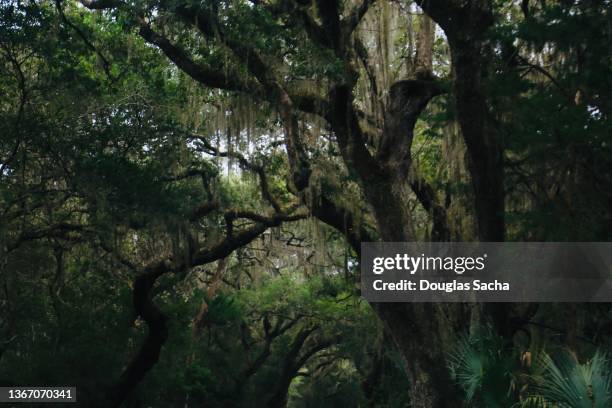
[531,350,612,408]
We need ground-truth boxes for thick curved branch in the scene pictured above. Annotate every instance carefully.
[192,211,307,266]
[140,18,328,118]
[109,206,306,406]
[138,23,261,95]
[108,262,169,407]
[378,79,443,168]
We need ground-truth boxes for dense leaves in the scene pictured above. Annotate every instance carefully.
[1,1,611,407]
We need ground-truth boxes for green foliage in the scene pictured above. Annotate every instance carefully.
[489,1,612,240]
[528,351,612,408]
[2,1,612,407]
[449,325,518,407]
[449,323,612,408]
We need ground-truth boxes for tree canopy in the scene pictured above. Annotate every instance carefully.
[1,0,611,407]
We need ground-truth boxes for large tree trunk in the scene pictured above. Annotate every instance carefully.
[328,82,464,406]
[417,0,504,243]
[450,41,505,242]
[375,303,465,407]
[351,3,503,404]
